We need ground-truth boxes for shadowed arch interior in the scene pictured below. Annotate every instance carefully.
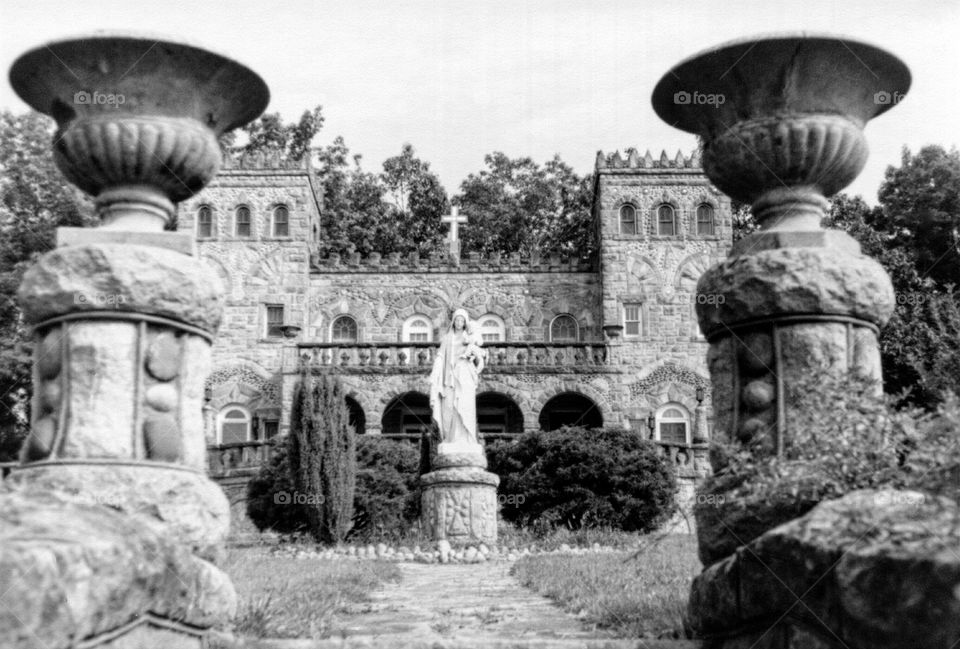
[345,395,366,435]
[538,392,602,431]
[476,391,524,435]
[381,391,432,436]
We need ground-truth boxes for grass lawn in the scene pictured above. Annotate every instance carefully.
[222,547,401,639]
[510,534,700,639]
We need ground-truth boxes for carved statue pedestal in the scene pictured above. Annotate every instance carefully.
[420,448,499,546]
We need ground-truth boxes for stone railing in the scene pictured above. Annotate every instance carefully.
[288,341,609,371]
[310,250,595,274]
[207,441,276,478]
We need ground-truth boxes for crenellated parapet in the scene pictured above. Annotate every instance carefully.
[220,150,312,171]
[311,249,596,273]
[595,147,701,171]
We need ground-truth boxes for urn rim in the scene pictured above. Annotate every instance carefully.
[651,32,911,136]
[9,31,270,135]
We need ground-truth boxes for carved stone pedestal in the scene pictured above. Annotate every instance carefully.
[420,449,499,546]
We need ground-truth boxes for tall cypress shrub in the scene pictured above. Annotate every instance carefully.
[288,367,357,543]
[317,373,356,543]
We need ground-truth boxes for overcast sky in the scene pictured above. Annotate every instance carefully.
[1,0,957,204]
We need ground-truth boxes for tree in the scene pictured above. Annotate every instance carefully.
[0,111,96,460]
[380,144,447,255]
[456,153,595,260]
[876,146,960,290]
[288,368,356,543]
[235,105,324,162]
[824,192,960,407]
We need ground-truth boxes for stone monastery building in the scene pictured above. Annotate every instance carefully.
[179,148,732,472]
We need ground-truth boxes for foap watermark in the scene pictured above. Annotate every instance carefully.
[274,491,325,505]
[74,90,126,107]
[75,488,126,508]
[895,292,927,306]
[674,90,725,107]
[872,491,925,509]
[74,292,127,307]
[497,493,525,507]
[873,91,906,106]
[695,292,726,306]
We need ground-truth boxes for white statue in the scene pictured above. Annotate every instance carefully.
[429,308,486,450]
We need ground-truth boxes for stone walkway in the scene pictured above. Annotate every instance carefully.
[234,560,697,649]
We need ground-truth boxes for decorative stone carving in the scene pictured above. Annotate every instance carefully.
[420,466,499,546]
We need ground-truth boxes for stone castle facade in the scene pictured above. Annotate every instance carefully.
[180,148,731,498]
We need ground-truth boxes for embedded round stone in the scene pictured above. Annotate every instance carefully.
[737,417,770,443]
[38,380,61,415]
[23,417,57,461]
[36,329,63,379]
[740,331,774,374]
[742,379,775,410]
[144,415,182,461]
[145,383,178,412]
[146,332,181,381]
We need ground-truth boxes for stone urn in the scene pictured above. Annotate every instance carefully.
[2,34,268,648]
[649,35,960,649]
[652,33,909,465]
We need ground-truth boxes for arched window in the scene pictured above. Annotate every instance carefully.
[273,205,289,237]
[217,406,251,445]
[235,206,252,237]
[656,404,691,445]
[197,206,213,238]
[550,314,579,342]
[478,315,505,342]
[619,204,637,235]
[657,204,676,236]
[696,203,715,236]
[331,315,358,343]
[402,315,433,342]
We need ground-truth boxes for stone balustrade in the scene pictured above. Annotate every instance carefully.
[288,341,610,372]
[207,440,276,477]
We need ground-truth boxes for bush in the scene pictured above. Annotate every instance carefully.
[696,372,960,563]
[487,427,677,533]
[348,436,421,543]
[246,442,305,535]
[246,435,420,543]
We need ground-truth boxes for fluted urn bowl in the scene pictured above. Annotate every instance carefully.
[652,34,910,221]
[9,34,269,224]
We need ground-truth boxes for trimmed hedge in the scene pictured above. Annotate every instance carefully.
[486,426,677,533]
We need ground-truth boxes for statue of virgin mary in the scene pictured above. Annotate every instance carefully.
[428,308,485,447]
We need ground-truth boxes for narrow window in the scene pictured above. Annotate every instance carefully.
[696,203,715,235]
[236,206,252,237]
[273,205,289,237]
[198,206,213,238]
[657,204,676,236]
[619,204,637,235]
[624,304,642,337]
[218,407,250,445]
[265,304,284,338]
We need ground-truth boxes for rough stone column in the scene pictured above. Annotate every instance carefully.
[1,35,268,647]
